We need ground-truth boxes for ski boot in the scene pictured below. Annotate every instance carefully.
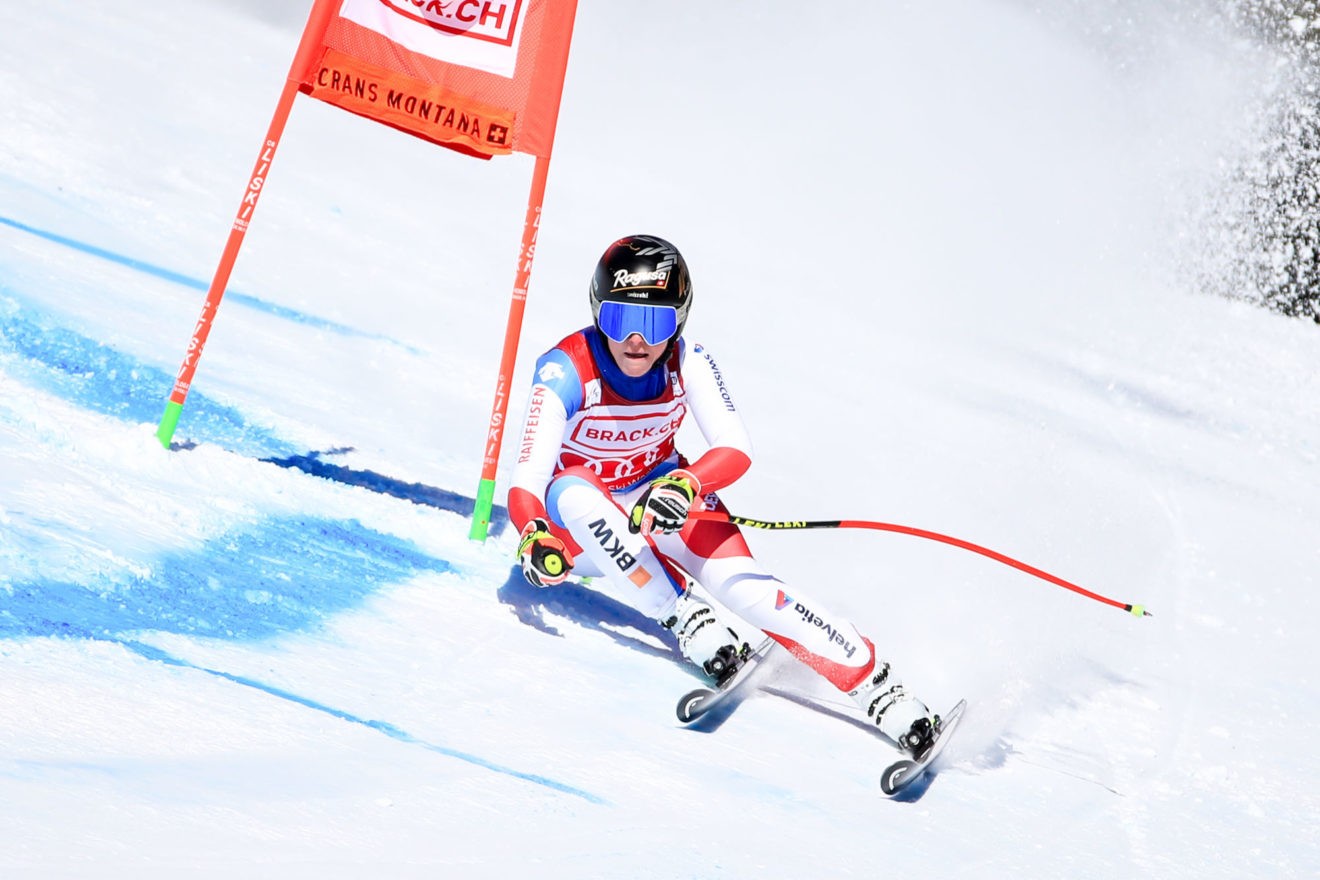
[661,591,749,685]
[849,661,941,759]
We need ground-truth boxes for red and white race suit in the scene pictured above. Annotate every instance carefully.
[507,327,879,692]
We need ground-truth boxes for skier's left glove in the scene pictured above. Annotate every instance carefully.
[629,469,701,537]
[517,518,575,587]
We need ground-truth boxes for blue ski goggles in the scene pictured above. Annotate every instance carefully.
[596,301,679,345]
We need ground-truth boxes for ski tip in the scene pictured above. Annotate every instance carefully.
[880,760,918,797]
[676,688,713,724]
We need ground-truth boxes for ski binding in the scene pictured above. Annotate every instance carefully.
[675,637,776,724]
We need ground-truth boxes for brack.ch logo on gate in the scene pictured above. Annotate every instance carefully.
[378,0,525,47]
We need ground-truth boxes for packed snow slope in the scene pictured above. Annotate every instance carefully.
[1,1,1317,878]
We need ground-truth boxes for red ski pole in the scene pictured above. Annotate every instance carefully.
[688,509,1151,618]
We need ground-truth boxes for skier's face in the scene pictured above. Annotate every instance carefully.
[606,332,667,377]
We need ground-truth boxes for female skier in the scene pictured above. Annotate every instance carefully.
[507,234,939,757]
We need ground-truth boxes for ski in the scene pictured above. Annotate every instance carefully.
[675,637,777,725]
[878,698,967,797]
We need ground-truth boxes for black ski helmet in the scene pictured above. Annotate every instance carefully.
[589,235,692,344]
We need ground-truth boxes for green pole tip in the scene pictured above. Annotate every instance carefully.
[156,400,184,449]
[1129,604,1151,617]
[469,478,498,543]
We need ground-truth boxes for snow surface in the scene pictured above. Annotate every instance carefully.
[2,1,1318,877]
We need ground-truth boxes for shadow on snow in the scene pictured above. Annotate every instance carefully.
[261,449,508,536]
[496,566,685,667]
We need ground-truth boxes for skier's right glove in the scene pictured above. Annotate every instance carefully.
[629,469,701,537]
[517,517,575,587]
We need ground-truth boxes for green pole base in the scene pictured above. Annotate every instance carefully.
[469,477,498,542]
[156,400,183,449]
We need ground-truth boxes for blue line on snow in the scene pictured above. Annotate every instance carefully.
[115,638,606,805]
[0,220,576,797]
[0,507,601,802]
[0,213,412,348]
[0,287,297,459]
[0,289,506,523]
[0,515,451,642]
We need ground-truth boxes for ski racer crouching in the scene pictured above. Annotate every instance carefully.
[508,234,940,758]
